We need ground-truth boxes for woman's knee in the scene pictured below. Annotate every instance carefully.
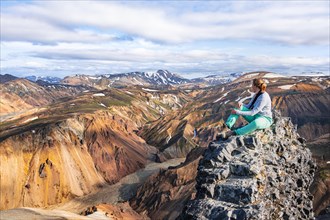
[255,118,271,129]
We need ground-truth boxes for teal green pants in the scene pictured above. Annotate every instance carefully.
[226,106,273,135]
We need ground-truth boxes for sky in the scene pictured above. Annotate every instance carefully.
[0,0,329,79]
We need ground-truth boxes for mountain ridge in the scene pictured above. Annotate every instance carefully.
[2,70,244,89]
[0,70,329,219]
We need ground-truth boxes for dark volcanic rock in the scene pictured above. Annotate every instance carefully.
[0,74,18,83]
[179,111,316,220]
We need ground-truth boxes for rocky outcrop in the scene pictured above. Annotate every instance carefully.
[179,111,317,219]
[81,202,149,219]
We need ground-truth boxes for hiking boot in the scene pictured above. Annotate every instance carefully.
[214,123,230,140]
[225,130,235,138]
[215,130,235,141]
[221,123,230,132]
[215,132,225,141]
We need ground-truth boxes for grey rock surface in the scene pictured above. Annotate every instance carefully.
[179,111,316,220]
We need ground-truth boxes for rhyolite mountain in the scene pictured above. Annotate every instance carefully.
[0,87,192,210]
[0,78,90,116]
[0,71,329,219]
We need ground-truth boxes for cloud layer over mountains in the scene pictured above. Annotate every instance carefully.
[1,1,329,77]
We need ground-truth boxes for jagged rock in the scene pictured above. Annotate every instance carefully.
[81,206,97,216]
[316,206,330,220]
[46,158,53,167]
[179,111,316,219]
[38,163,47,178]
[155,153,167,163]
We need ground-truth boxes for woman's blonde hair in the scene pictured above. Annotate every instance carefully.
[253,78,267,92]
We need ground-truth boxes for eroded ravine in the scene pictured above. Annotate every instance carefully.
[0,158,185,220]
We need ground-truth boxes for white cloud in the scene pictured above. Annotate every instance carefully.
[1,1,187,43]
[1,40,328,78]
[1,1,329,44]
[1,13,115,43]
[0,1,329,77]
[24,61,46,68]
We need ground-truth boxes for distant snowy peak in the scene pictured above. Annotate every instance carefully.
[151,70,189,85]
[66,71,243,87]
[25,75,62,84]
[107,70,190,85]
[192,72,243,85]
[62,70,190,87]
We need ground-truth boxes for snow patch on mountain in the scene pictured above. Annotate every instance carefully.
[99,103,107,108]
[93,93,105,97]
[278,84,295,90]
[263,73,286,78]
[214,92,229,103]
[88,76,102,80]
[242,73,260,79]
[142,88,159,92]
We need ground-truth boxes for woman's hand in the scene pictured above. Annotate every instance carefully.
[231,109,237,114]
[237,102,242,109]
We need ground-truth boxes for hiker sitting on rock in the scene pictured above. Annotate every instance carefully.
[217,78,273,140]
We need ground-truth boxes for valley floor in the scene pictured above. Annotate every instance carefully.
[0,158,185,220]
